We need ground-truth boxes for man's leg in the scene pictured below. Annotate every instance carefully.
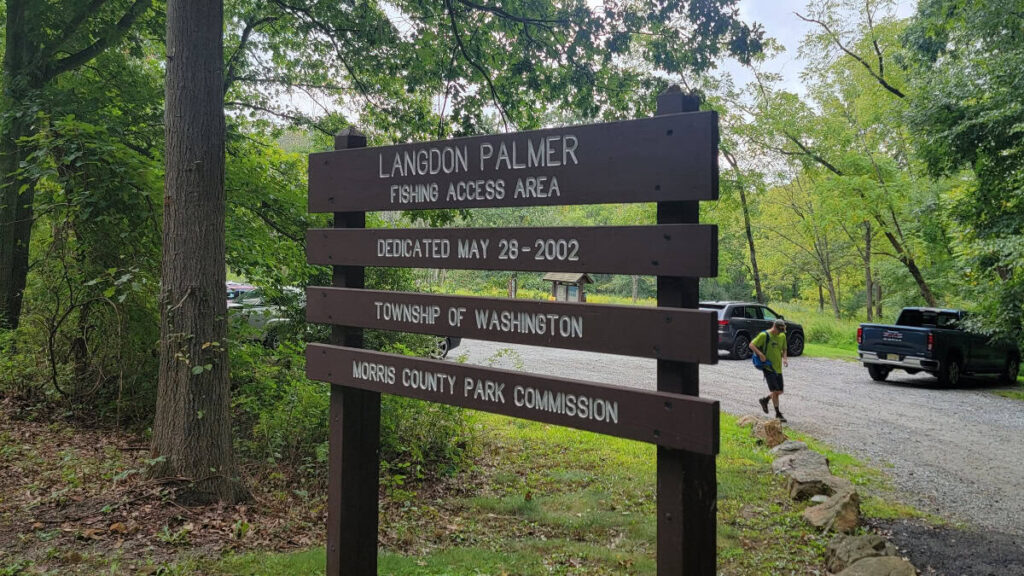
[771,374,785,421]
[758,371,772,414]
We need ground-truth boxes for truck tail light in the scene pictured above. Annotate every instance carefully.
[718,320,729,326]
[857,326,863,344]
[928,333,934,352]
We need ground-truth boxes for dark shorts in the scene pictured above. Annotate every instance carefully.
[763,370,784,392]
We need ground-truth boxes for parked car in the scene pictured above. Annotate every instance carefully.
[699,301,805,360]
[226,283,461,356]
[227,284,300,346]
[858,307,1020,386]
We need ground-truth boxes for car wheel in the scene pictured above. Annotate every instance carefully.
[731,333,752,360]
[262,329,280,349]
[867,364,890,382]
[432,337,451,359]
[787,332,805,357]
[1002,354,1020,384]
[938,354,962,387]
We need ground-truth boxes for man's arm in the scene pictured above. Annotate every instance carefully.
[749,337,766,361]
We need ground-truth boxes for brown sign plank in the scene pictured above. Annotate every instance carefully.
[308,112,718,212]
[306,344,719,455]
[306,287,719,364]
[306,224,717,277]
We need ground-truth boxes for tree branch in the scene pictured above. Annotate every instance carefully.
[47,0,110,57]
[454,0,564,29]
[794,12,905,98]
[782,132,844,176]
[444,0,511,131]
[224,101,333,136]
[224,16,279,95]
[45,0,154,83]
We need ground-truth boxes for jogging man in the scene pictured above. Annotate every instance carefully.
[750,319,789,422]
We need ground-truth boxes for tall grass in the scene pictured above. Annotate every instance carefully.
[770,302,861,353]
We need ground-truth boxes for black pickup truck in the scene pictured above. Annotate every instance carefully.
[858,307,1020,386]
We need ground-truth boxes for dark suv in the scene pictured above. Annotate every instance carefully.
[700,301,805,360]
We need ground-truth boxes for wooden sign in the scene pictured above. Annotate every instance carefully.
[306,224,718,277]
[308,344,719,455]
[308,86,720,576]
[308,112,718,212]
[307,287,718,364]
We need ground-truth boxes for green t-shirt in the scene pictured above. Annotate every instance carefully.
[752,330,787,373]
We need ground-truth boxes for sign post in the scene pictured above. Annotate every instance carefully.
[654,86,717,576]
[325,129,379,576]
[309,86,720,575]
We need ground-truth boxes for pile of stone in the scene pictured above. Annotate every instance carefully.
[737,416,918,575]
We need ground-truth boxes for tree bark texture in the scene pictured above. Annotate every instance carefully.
[151,0,245,504]
[0,0,40,329]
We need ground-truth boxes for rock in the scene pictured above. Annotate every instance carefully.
[772,449,829,476]
[835,556,916,576]
[752,418,787,448]
[787,467,834,500]
[771,440,808,454]
[811,495,830,503]
[803,487,860,533]
[736,415,758,428]
[826,534,899,573]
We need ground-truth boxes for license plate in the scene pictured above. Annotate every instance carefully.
[886,354,900,361]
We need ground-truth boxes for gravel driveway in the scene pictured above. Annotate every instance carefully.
[454,339,1024,538]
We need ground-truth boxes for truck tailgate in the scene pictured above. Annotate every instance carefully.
[860,324,931,358]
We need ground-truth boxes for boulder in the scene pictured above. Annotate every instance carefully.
[752,419,787,448]
[771,440,808,454]
[787,467,834,500]
[826,535,899,573]
[835,556,916,576]
[736,415,759,428]
[772,449,829,476]
[803,487,860,533]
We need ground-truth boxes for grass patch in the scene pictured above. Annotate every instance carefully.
[211,412,918,575]
[993,381,1024,401]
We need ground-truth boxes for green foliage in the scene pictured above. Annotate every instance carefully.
[904,0,1024,342]
[0,114,162,422]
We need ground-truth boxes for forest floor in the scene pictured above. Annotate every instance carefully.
[0,396,1014,575]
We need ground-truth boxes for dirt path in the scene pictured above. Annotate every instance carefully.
[455,339,1024,538]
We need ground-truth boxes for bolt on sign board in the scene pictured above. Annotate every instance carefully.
[306,86,719,576]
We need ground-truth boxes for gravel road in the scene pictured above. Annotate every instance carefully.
[453,338,1024,537]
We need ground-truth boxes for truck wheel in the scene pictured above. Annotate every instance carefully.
[938,355,963,387]
[867,364,890,382]
[731,334,751,360]
[787,332,805,357]
[1002,354,1020,384]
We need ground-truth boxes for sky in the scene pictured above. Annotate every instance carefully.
[728,0,917,96]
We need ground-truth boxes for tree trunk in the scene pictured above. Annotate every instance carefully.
[631,275,639,303]
[0,0,38,330]
[507,272,517,299]
[864,222,872,322]
[151,0,246,504]
[824,271,840,319]
[723,150,764,304]
[875,280,883,320]
[818,283,824,313]
[738,185,764,304]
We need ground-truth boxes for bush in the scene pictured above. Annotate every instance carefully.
[230,333,473,483]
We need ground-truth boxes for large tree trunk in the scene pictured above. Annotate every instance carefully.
[0,0,38,330]
[151,0,246,504]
